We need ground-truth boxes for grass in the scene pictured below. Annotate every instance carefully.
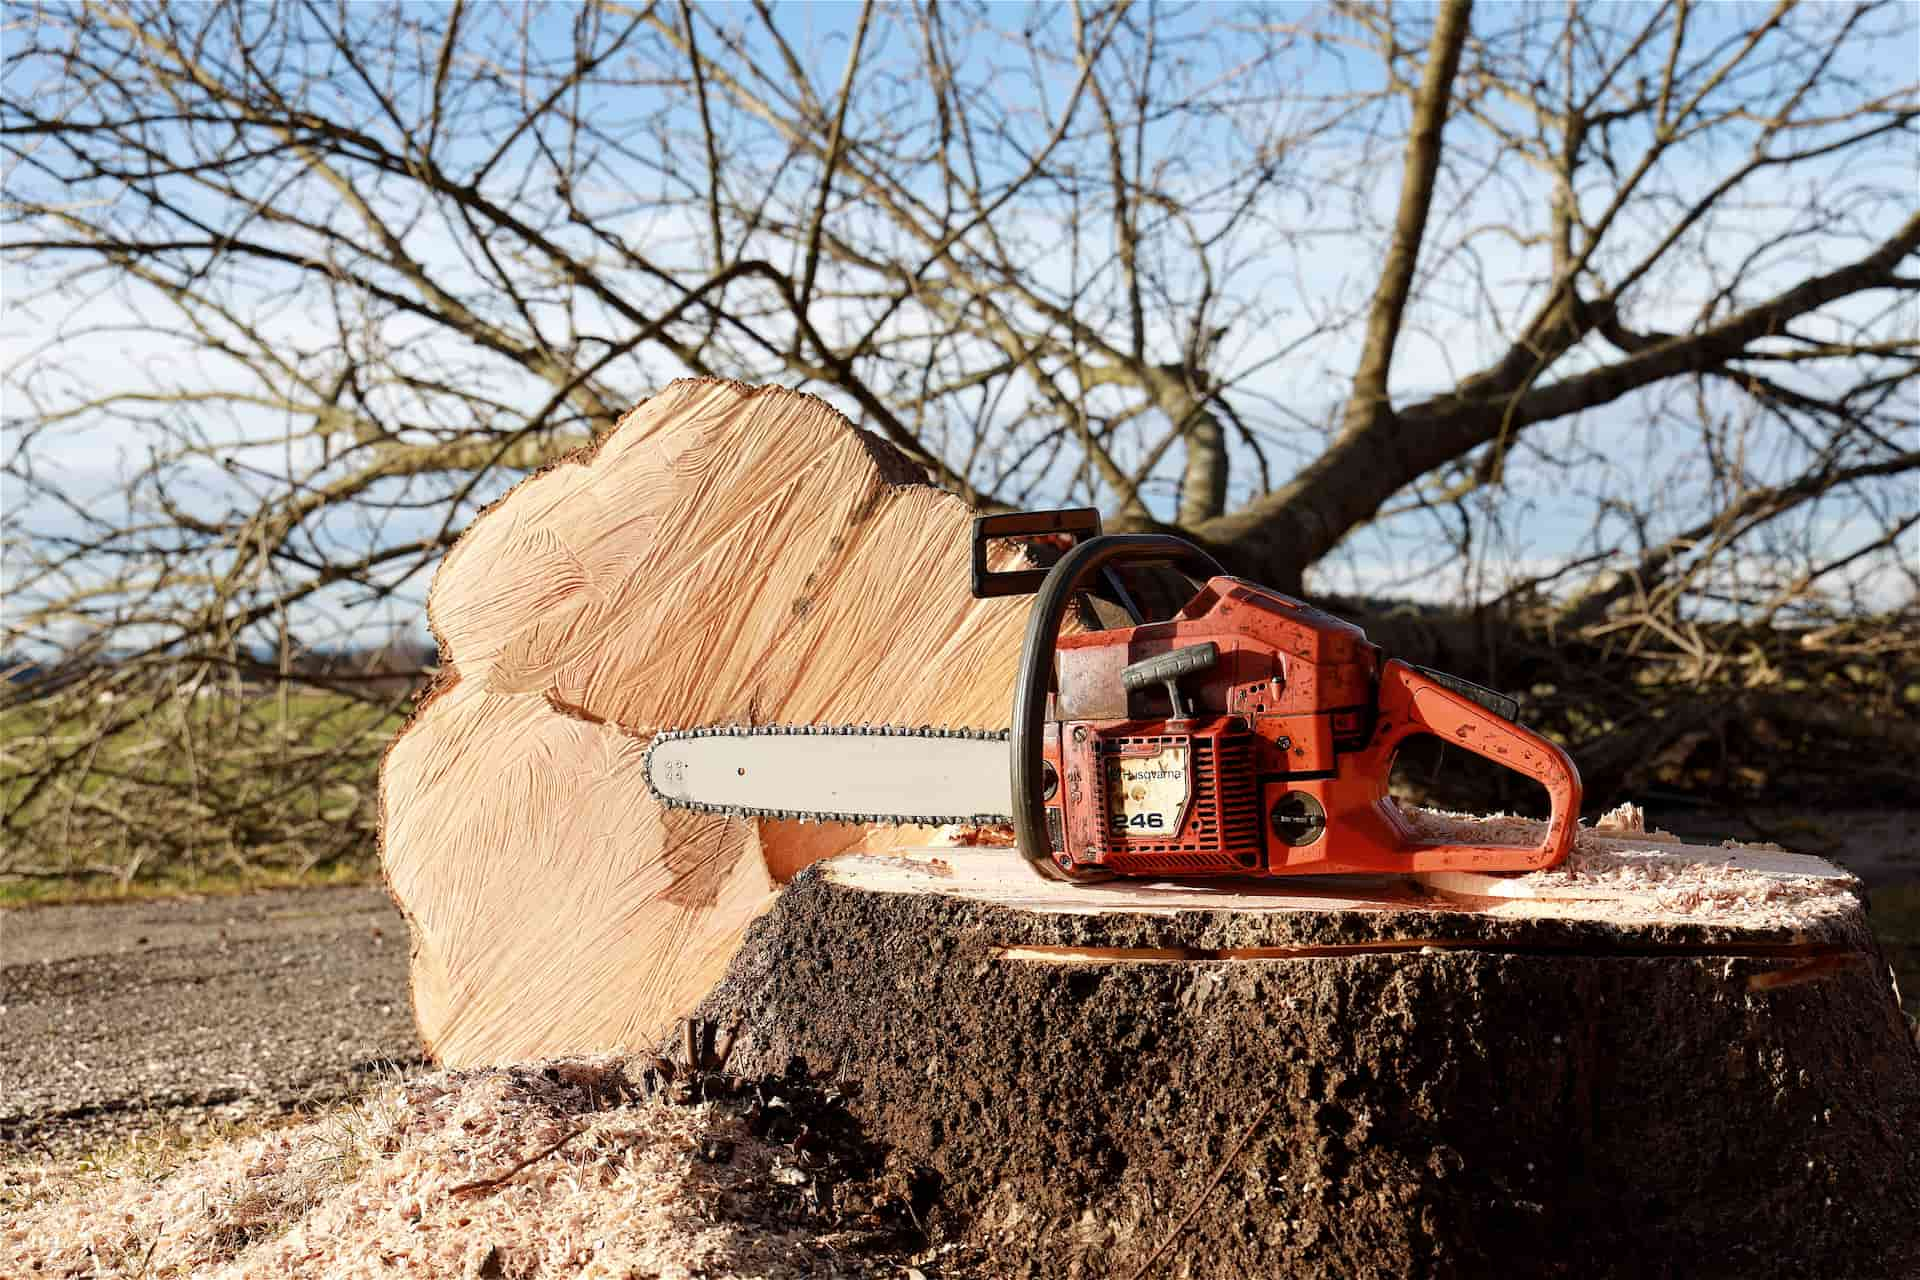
[0,859,373,908]
[3,681,408,887]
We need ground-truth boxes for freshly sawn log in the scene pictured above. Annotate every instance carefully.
[380,379,1049,1066]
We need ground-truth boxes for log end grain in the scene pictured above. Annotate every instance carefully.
[379,379,1056,1065]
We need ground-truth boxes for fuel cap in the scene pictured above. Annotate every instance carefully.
[1269,792,1327,846]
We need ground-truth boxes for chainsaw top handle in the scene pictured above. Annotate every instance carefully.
[1009,533,1226,877]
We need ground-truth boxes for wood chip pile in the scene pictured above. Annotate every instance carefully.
[3,1059,931,1279]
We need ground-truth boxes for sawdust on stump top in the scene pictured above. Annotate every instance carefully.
[1405,800,1866,928]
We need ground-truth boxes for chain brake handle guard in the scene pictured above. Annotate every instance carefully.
[970,507,1105,598]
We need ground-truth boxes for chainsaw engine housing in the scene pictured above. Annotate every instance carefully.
[1041,576,1396,875]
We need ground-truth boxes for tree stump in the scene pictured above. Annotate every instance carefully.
[694,823,1920,1279]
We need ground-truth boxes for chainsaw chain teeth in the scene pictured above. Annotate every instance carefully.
[642,723,1013,828]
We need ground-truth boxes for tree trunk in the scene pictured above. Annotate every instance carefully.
[379,378,1053,1066]
[695,827,1919,1279]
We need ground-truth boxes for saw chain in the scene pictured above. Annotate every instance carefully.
[642,723,1013,827]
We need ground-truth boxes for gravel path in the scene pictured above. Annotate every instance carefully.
[0,885,419,1161]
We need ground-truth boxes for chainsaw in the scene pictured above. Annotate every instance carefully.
[645,508,1581,882]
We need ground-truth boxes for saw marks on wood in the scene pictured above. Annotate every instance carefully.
[824,802,1861,938]
[382,379,1049,1066]
[428,384,1025,734]
[384,678,771,1062]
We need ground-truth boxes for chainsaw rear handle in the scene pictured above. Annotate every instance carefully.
[1365,660,1582,872]
[1011,534,1226,877]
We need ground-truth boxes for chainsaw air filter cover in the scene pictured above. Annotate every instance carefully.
[1081,719,1261,875]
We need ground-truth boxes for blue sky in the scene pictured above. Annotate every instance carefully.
[3,1,1915,655]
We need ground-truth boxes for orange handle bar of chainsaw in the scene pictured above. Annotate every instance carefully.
[1362,659,1582,873]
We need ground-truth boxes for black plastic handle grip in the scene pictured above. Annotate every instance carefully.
[1010,534,1226,877]
[1120,641,1219,692]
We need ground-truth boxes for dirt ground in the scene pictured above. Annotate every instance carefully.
[1,808,1914,1168]
[0,885,420,1162]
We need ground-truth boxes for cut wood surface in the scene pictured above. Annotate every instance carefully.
[380,379,1060,1066]
[883,803,1865,942]
[697,836,1918,1280]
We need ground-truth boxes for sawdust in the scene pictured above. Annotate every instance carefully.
[933,823,1015,847]
[929,804,1858,930]
[1,1059,906,1279]
[1404,800,1861,927]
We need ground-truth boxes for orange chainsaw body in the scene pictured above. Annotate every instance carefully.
[1033,575,1581,878]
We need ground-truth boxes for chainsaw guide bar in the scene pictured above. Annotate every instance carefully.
[643,724,1014,827]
